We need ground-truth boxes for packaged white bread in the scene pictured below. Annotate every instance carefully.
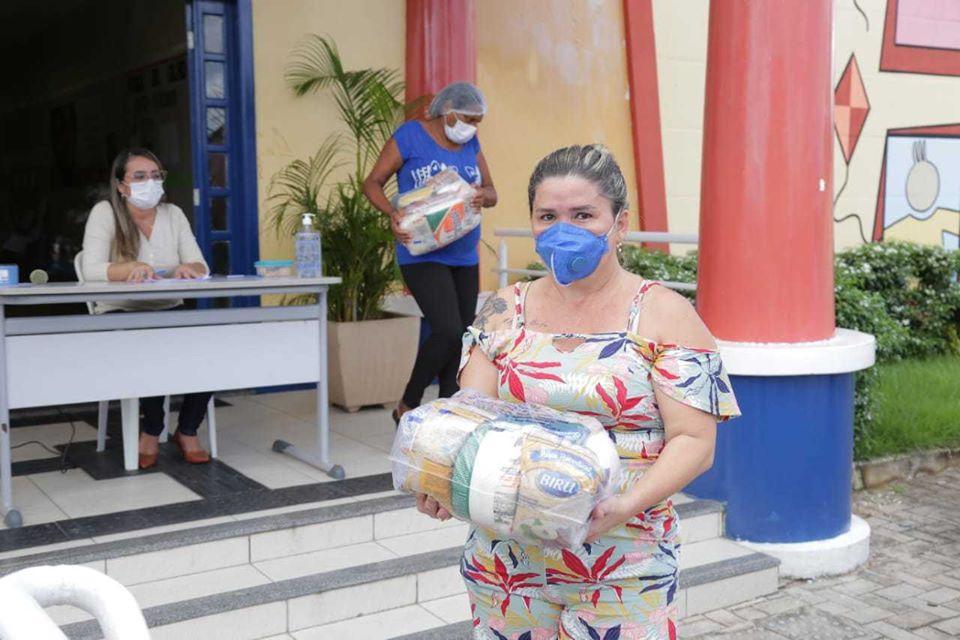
[396,168,481,256]
[390,391,621,547]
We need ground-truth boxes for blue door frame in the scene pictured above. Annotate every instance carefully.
[186,0,259,305]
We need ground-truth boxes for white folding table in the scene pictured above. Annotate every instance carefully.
[0,276,342,528]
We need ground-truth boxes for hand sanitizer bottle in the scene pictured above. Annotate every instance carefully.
[295,213,321,278]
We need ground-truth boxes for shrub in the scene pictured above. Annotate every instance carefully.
[834,242,960,359]
[618,246,698,298]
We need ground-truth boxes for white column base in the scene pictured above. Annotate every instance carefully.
[736,515,871,579]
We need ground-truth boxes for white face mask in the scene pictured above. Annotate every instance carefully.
[444,114,477,144]
[126,179,164,209]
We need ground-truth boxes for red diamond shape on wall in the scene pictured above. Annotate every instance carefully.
[835,54,870,164]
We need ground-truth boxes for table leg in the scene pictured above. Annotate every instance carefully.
[0,303,22,527]
[273,287,345,479]
[120,398,140,472]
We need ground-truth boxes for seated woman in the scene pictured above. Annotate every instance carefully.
[81,148,212,469]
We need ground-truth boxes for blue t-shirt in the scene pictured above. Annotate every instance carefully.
[393,120,482,266]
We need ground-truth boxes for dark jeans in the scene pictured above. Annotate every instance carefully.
[105,306,213,437]
[141,393,212,437]
[399,262,479,407]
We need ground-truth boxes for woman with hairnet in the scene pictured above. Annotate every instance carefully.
[364,81,498,425]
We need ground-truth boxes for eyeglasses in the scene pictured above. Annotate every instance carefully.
[125,170,167,183]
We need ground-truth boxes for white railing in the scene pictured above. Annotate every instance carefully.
[0,565,149,640]
[494,229,699,291]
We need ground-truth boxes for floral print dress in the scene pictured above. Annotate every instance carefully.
[457,281,740,640]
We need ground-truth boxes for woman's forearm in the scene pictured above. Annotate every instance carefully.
[621,434,715,513]
[362,178,396,217]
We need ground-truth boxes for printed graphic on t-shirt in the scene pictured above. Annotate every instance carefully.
[410,160,480,189]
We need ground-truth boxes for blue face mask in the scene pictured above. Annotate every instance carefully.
[535,214,621,286]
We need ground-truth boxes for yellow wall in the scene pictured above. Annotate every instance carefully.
[251,0,405,268]
[476,0,639,291]
[651,0,709,246]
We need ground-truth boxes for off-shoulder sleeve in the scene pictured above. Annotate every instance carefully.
[458,326,498,380]
[649,345,741,421]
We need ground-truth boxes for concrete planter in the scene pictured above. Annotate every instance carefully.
[328,314,420,412]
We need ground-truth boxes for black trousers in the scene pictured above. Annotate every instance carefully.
[399,262,479,407]
[140,393,211,437]
[105,306,213,437]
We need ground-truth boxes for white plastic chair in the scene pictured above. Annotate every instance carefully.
[74,252,217,468]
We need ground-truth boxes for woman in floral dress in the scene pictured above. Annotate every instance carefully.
[417,144,740,639]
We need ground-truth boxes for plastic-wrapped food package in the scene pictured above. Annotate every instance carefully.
[390,391,621,547]
[396,168,481,256]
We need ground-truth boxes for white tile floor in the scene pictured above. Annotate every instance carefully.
[4,388,415,531]
[10,421,98,463]
[30,469,202,519]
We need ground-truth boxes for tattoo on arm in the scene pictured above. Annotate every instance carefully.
[474,294,508,330]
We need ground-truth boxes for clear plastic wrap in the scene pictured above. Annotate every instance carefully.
[390,391,622,547]
[396,168,481,256]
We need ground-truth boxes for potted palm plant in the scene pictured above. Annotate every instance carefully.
[267,36,420,412]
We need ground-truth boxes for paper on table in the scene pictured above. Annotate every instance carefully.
[149,275,213,284]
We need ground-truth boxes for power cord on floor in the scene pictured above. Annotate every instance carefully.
[10,406,79,473]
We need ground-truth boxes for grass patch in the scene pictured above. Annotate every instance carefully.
[857,356,960,460]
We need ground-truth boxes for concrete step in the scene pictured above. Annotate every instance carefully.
[387,539,781,640]
[0,492,768,639]
[51,535,777,640]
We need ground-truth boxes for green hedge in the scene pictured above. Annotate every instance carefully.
[527,241,960,457]
[835,243,960,456]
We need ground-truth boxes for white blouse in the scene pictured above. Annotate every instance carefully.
[81,201,209,314]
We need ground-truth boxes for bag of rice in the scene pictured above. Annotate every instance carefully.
[390,392,621,547]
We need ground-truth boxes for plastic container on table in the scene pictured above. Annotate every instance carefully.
[254,260,295,278]
[390,391,621,547]
[0,265,19,287]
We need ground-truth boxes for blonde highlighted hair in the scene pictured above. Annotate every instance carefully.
[106,148,166,261]
[527,144,627,217]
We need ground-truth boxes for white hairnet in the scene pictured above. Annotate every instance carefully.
[428,82,487,118]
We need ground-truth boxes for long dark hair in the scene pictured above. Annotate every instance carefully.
[107,148,165,261]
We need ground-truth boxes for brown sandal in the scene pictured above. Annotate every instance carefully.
[138,452,158,470]
[173,433,210,464]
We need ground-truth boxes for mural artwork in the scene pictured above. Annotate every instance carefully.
[874,126,960,250]
[835,0,960,250]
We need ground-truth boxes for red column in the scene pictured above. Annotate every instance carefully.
[405,0,476,115]
[696,0,835,343]
[623,0,669,250]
